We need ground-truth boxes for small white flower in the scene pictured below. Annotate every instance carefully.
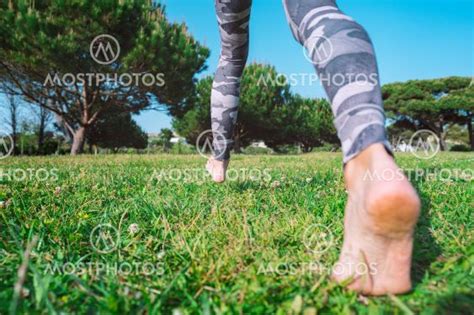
[157,250,166,260]
[0,200,11,208]
[306,177,312,183]
[128,223,139,234]
[21,287,30,297]
[172,308,184,315]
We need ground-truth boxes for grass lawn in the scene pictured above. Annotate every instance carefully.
[0,152,473,314]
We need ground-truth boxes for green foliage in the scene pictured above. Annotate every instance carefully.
[266,95,338,152]
[0,0,209,153]
[241,145,274,155]
[236,63,291,150]
[383,77,473,150]
[86,107,148,150]
[450,144,471,152]
[445,123,470,147]
[16,131,65,155]
[172,75,212,146]
[173,63,338,152]
[168,141,195,155]
[149,128,174,152]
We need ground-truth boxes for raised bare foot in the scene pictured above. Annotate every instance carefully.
[206,157,229,183]
[332,144,421,295]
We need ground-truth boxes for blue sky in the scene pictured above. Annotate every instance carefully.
[134,0,473,132]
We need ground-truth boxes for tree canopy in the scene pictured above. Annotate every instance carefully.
[86,107,148,151]
[0,0,209,154]
[382,77,473,150]
[173,63,338,152]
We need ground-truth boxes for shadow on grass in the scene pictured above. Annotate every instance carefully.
[433,291,474,314]
[410,182,442,286]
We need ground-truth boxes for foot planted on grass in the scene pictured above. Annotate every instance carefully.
[332,144,421,295]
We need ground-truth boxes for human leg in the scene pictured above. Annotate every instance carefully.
[207,0,252,182]
[282,0,421,295]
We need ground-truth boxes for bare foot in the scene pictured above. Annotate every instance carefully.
[206,157,229,183]
[332,144,421,295]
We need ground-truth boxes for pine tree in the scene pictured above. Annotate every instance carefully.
[0,0,209,154]
[383,77,473,150]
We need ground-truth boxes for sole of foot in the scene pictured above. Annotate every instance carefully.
[206,158,229,183]
[332,144,421,296]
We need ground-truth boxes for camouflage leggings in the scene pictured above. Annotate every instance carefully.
[212,0,390,163]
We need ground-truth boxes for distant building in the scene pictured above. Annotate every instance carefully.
[147,132,186,144]
[147,132,160,138]
[171,133,185,144]
[250,141,268,148]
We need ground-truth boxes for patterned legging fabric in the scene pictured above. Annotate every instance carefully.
[211,0,391,163]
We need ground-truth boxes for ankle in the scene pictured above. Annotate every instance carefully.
[344,144,394,189]
[357,143,391,164]
[210,157,227,164]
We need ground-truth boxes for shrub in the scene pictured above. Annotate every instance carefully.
[450,144,471,152]
[242,146,274,155]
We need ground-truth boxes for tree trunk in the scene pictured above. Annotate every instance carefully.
[38,119,45,155]
[71,127,86,155]
[468,114,474,151]
[438,117,446,151]
[7,94,18,155]
[234,131,242,154]
[11,132,17,156]
[302,144,313,153]
[437,130,446,151]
